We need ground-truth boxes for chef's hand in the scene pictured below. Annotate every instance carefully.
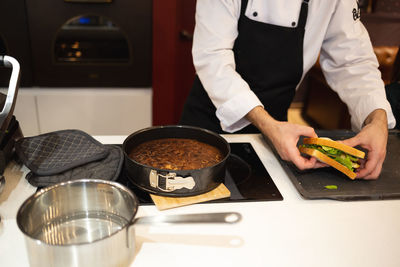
[341,109,388,179]
[246,106,325,170]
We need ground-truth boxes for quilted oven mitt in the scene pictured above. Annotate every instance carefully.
[15,129,109,175]
[14,130,123,187]
[25,145,123,187]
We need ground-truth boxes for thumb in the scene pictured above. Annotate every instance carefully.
[298,126,317,138]
[340,136,360,148]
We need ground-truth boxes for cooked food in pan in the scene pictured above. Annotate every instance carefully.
[299,137,365,179]
[128,138,224,170]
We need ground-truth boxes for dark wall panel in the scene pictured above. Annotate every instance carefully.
[0,0,33,87]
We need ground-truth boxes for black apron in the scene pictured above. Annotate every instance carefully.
[180,0,310,134]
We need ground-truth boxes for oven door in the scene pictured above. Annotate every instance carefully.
[26,0,152,87]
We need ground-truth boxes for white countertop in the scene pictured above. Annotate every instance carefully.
[1,134,400,267]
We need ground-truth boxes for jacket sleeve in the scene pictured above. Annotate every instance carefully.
[193,0,263,132]
[319,0,396,131]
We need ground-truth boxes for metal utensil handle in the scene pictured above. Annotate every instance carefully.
[133,212,242,225]
[0,175,4,195]
[0,55,20,130]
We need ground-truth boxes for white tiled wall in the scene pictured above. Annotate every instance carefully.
[9,87,152,137]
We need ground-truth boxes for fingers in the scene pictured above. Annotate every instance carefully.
[266,122,325,171]
[341,133,384,179]
[291,154,317,170]
[288,125,321,170]
[288,145,323,170]
[356,151,384,180]
[291,153,329,170]
[313,161,329,168]
[364,163,383,179]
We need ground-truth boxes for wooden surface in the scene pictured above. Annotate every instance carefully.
[150,183,231,210]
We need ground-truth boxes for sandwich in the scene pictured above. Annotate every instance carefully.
[298,137,365,179]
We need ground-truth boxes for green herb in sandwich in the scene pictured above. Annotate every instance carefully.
[300,144,360,171]
[298,137,365,179]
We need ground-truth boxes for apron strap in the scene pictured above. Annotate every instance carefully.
[297,0,310,29]
[240,0,248,18]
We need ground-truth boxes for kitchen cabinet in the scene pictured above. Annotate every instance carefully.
[11,88,152,137]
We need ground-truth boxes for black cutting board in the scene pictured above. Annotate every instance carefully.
[273,130,400,201]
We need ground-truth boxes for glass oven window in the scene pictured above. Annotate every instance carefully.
[54,15,130,63]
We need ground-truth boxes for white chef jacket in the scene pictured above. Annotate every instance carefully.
[192,0,396,132]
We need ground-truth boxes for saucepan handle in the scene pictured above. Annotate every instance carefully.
[133,212,242,225]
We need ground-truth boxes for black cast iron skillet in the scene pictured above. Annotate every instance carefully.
[122,125,230,197]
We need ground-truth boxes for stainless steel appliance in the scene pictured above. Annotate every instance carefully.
[0,56,23,175]
[0,55,23,214]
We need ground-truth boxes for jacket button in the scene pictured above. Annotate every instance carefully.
[291,21,296,27]
[253,12,258,17]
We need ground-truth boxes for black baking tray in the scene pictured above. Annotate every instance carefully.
[272,130,400,201]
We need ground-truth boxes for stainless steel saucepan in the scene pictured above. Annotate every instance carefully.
[17,179,241,267]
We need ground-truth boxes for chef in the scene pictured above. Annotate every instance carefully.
[180,0,396,179]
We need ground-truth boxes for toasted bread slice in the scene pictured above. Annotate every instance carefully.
[299,146,357,179]
[302,137,365,159]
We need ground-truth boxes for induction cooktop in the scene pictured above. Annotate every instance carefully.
[117,142,283,205]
